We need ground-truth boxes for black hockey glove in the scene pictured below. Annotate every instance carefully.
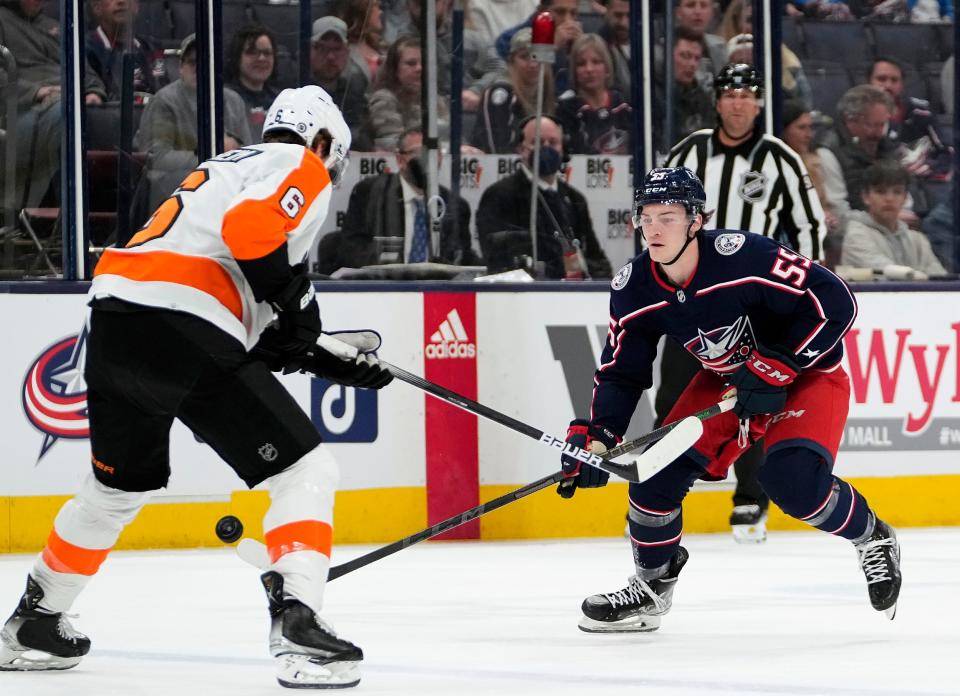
[297,344,393,389]
[728,346,800,419]
[557,419,617,499]
[270,274,323,356]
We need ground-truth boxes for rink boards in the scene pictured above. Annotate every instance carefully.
[1,286,959,552]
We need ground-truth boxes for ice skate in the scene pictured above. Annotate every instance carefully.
[261,571,362,689]
[579,546,689,633]
[730,503,768,544]
[854,519,901,620]
[0,575,90,671]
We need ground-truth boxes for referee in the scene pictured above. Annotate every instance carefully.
[658,63,828,542]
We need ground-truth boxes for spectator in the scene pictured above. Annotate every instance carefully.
[133,34,251,212]
[495,0,581,95]
[399,0,496,111]
[720,0,812,108]
[470,0,537,46]
[816,85,902,223]
[328,127,478,271]
[309,16,371,150]
[556,34,632,155]
[841,161,946,278]
[225,25,280,141]
[909,0,953,21]
[367,35,443,150]
[867,57,951,181]
[920,202,956,273]
[336,0,385,90]
[674,0,727,85]
[0,0,106,208]
[652,26,714,156]
[476,115,611,279]
[849,0,909,21]
[86,0,166,101]
[470,28,555,154]
[782,101,838,227]
[785,0,854,20]
[597,0,631,97]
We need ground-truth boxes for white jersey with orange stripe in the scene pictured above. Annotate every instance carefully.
[90,143,333,349]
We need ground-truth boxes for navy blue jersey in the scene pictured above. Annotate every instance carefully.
[591,229,858,437]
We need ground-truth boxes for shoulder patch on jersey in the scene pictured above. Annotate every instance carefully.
[611,263,633,290]
[715,232,746,256]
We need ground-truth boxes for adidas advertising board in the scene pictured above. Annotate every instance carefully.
[425,308,476,359]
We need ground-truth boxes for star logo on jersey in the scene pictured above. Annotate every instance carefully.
[21,328,90,461]
[802,348,821,359]
[684,315,757,373]
[737,171,768,203]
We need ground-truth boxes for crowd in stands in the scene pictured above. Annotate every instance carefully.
[0,0,956,279]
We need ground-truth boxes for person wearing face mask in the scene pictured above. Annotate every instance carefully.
[476,115,611,279]
[663,63,826,543]
[324,127,479,273]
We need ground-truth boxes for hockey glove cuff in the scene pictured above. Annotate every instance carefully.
[270,275,323,356]
[557,420,618,499]
[729,346,800,419]
[298,345,393,389]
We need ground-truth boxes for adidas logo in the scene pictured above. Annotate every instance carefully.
[425,309,476,359]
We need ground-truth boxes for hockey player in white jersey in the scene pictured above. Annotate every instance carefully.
[0,85,391,689]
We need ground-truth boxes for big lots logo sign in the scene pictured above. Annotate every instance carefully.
[843,323,960,435]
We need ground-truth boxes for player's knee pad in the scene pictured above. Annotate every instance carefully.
[264,446,339,530]
[55,475,152,548]
[758,446,833,520]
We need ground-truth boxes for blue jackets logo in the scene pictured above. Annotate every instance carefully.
[311,378,378,442]
[22,329,90,460]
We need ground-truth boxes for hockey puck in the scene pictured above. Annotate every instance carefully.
[215,515,244,543]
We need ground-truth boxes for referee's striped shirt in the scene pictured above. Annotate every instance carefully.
[665,128,826,260]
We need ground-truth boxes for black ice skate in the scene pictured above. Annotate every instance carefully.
[0,575,90,671]
[730,502,768,544]
[854,519,901,620]
[261,571,362,689]
[579,546,689,633]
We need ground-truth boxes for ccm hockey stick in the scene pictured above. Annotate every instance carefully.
[314,333,735,483]
[234,412,709,580]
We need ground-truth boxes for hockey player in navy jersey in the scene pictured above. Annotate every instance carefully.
[558,167,902,632]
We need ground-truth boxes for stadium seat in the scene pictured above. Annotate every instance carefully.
[803,21,872,66]
[780,17,804,58]
[805,63,853,119]
[870,22,940,69]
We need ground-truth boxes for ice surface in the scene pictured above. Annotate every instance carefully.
[1,528,957,695]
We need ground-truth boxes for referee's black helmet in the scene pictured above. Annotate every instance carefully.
[715,63,764,99]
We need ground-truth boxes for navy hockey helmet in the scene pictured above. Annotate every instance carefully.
[715,63,764,99]
[632,167,707,228]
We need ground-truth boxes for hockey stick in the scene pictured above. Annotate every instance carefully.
[315,333,735,483]
[234,414,707,579]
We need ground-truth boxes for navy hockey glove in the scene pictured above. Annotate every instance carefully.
[728,346,800,419]
[270,275,323,356]
[557,420,617,499]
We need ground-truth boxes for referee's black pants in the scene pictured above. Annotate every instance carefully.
[654,338,769,511]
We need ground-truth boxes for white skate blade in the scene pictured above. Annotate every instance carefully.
[237,537,270,571]
[731,523,767,544]
[0,642,82,671]
[884,603,897,621]
[577,614,661,633]
[276,653,360,689]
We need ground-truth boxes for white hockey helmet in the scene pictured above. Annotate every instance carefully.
[263,85,351,184]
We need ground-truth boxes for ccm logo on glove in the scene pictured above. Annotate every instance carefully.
[745,353,797,385]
